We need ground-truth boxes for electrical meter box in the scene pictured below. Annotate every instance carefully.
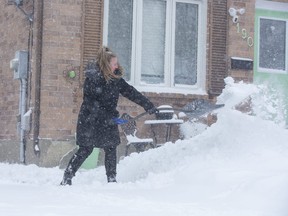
[10,50,28,80]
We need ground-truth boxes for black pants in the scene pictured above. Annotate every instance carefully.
[65,145,117,180]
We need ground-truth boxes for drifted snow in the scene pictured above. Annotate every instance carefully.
[0,77,287,216]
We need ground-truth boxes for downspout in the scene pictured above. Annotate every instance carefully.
[19,78,27,163]
[11,1,34,163]
[33,0,44,157]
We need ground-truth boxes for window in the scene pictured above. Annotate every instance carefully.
[174,2,198,85]
[103,0,207,92]
[141,0,166,84]
[106,0,133,81]
[259,18,287,73]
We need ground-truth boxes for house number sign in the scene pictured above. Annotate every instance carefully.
[236,22,254,47]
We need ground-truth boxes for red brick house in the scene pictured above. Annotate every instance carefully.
[2,0,283,167]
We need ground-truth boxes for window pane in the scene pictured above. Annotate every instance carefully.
[175,3,198,85]
[259,18,286,71]
[141,0,166,84]
[108,0,133,80]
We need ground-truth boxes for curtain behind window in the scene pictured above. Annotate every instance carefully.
[108,0,133,80]
[141,0,166,84]
[174,2,198,85]
[259,18,286,71]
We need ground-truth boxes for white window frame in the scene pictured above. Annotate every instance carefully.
[257,16,288,74]
[103,0,207,94]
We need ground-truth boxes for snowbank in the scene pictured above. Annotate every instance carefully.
[0,77,288,216]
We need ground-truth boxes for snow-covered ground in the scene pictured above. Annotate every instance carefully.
[1,77,288,216]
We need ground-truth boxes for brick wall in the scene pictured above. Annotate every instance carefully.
[227,0,256,82]
[0,0,84,165]
[37,0,82,139]
[0,1,33,140]
[0,0,83,141]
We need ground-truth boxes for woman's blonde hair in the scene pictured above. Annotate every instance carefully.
[96,46,123,82]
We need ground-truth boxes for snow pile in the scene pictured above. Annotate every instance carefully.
[0,77,288,216]
[251,84,287,126]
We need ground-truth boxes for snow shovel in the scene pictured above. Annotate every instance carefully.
[113,99,224,125]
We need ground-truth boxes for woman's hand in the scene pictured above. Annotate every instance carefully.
[147,107,159,115]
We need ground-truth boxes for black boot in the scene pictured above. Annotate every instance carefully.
[104,146,117,183]
[107,175,117,183]
[60,146,93,186]
[60,170,73,186]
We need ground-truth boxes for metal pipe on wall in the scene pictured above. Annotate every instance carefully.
[20,78,27,163]
[33,0,44,157]
[11,50,28,164]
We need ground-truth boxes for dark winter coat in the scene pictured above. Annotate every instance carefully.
[76,65,155,148]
